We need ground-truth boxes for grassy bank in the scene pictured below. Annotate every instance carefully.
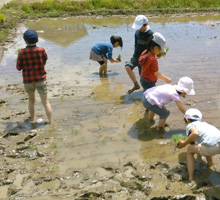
[0,0,220,44]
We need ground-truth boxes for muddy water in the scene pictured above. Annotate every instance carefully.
[1,15,220,198]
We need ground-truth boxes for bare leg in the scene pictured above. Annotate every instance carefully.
[39,93,53,124]
[99,63,107,75]
[206,156,213,167]
[186,145,200,180]
[99,64,104,74]
[28,92,35,122]
[148,111,155,120]
[103,63,107,75]
[157,117,168,130]
[125,66,137,84]
[125,66,140,93]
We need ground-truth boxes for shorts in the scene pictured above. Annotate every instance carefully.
[140,76,156,92]
[98,60,105,65]
[125,56,142,75]
[24,79,47,94]
[198,142,220,156]
[90,50,105,65]
[142,96,170,119]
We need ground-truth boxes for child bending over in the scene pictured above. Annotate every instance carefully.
[90,35,123,75]
[177,108,220,181]
[142,77,195,131]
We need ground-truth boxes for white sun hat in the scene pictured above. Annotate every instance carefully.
[175,77,195,95]
[152,32,166,53]
[132,15,150,30]
[184,108,202,121]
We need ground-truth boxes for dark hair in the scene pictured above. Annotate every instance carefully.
[184,115,200,123]
[146,35,160,53]
[176,90,182,95]
[110,35,123,48]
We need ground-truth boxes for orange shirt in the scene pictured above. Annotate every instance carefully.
[140,52,158,82]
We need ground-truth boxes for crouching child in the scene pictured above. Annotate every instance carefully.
[177,108,220,181]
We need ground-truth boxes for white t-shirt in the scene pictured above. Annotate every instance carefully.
[186,121,220,146]
[143,84,180,108]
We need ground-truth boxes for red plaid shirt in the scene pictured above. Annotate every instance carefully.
[16,45,48,84]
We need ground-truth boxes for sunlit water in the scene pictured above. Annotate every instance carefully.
[1,15,220,191]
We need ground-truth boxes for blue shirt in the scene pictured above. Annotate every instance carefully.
[133,29,154,59]
[186,121,220,146]
[91,42,113,59]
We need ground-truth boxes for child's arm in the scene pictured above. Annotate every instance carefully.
[16,52,23,71]
[154,71,171,83]
[175,101,186,114]
[109,58,120,63]
[177,127,199,148]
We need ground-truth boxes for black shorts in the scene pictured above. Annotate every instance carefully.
[98,60,105,65]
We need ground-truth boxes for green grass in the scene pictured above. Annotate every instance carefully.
[0,31,7,40]
[0,14,6,22]
[134,0,220,9]
[2,0,220,17]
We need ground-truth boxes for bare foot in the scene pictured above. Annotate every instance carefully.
[128,82,140,94]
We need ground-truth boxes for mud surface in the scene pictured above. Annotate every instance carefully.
[0,15,220,199]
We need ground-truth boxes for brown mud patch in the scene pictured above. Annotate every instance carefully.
[0,15,220,199]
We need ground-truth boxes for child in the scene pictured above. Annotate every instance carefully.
[142,77,195,130]
[16,29,53,125]
[139,32,171,91]
[177,108,220,181]
[90,35,123,75]
[125,15,154,94]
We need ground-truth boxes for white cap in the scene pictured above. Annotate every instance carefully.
[175,77,195,95]
[132,15,150,30]
[184,108,202,121]
[152,32,166,53]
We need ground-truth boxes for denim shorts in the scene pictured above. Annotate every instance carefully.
[24,79,47,94]
[140,77,156,92]
[125,56,142,75]
[142,95,170,119]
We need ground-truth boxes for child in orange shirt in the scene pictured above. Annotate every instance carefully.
[139,32,171,91]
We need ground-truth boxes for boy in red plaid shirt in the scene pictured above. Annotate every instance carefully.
[16,29,53,125]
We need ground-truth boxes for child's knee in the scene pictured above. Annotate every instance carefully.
[125,65,132,72]
[160,110,170,119]
[187,144,198,154]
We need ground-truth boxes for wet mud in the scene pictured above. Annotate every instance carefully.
[0,15,220,199]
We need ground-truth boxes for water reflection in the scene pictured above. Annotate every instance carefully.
[92,74,124,104]
[26,20,88,47]
[24,15,220,48]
